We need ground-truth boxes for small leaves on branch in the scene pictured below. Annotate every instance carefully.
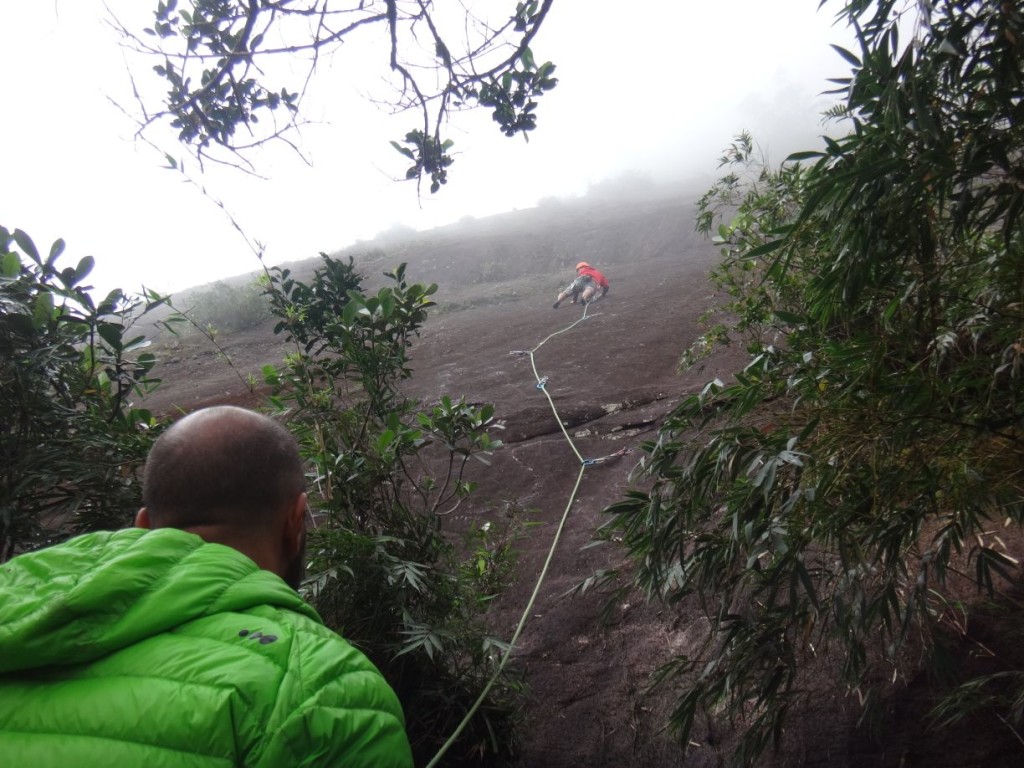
[119,0,557,188]
[390,131,454,194]
[473,57,558,138]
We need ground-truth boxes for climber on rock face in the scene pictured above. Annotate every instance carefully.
[553,261,610,309]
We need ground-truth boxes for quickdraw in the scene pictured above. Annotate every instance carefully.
[582,447,633,466]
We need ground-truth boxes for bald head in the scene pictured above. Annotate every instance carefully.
[143,406,305,533]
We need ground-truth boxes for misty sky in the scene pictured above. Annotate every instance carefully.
[1,1,853,295]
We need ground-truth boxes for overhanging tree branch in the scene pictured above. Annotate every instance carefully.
[113,0,558,190]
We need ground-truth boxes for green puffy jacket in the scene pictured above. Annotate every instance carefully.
[0,527,413,768]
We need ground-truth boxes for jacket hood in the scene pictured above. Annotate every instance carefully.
[0,527,319,674]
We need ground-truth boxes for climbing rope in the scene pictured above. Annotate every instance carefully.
[425,465,584,768]
[427,299,624,767]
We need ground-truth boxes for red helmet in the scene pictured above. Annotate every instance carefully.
[575,261,590,271]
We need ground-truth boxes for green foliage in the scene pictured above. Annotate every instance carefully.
[0,227,165,561]
[461,503,535,605]
[473,57,558,138]
[604,1,1024,763]
[266,253,363,350]
[683,132,809,370]
[148,0,299,149]
[186,277,270,333]
[391,132,455,194]
[126,0,556,186]
[263,255,517,764]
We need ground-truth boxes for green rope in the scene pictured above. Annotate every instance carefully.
[425,302,594,768]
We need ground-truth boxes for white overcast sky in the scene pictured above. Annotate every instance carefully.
[1,1,853,295]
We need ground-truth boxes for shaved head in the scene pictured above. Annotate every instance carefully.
[143,406,305,532]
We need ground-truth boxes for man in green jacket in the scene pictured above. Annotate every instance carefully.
[0,406,413,768]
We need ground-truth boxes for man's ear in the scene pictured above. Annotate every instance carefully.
[282,492,307,555]
[135,508,152,529]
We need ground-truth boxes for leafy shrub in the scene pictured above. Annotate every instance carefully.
[0,227,164,561]
[603,2,1024,763]
[263,256,518,765]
